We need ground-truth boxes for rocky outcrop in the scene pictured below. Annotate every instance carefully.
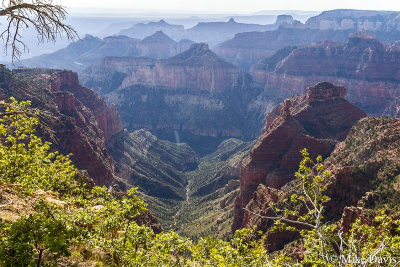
[233,82,366,231]
[235,116,400,251]
[51,70,123,142]
[0,68,122,186]
[251,36,400,116]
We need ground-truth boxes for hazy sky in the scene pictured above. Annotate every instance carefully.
[54,0,400,13]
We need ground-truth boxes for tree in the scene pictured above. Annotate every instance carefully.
[0,0,77,61]
[0,97,77,194]
[249,148,400,266]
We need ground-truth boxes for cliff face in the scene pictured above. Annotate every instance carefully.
[83,43,245,93]
[0,68,123,186]
[305,9,400,31]
[251,37,400,116]
[81,43,264,154]
[51,71,123,142]
[233,82,366,231]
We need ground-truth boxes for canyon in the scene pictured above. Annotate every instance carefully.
[80,43,269,154]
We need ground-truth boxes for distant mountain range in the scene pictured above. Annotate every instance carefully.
[117,16,297,47]
[18,32,194,72]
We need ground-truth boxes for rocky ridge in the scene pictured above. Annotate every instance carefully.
[233,82,366,231]
[241,117,400,251]
[19,32,194,72]
[0,68,122,185]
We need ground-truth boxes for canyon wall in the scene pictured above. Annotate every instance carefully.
[1,68,123,185]
[251,36,400,116]
[233,82,366,231]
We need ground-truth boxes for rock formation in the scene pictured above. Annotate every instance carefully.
[214,27,352,71]
[305,9,400,32]
[234,115,400,251]
[233,82,366,231]
[83,43,245,93]
[251,36,400,115]
[51,70,123,142]
[0,68,123,185]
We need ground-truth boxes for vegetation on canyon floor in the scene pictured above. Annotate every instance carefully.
[0,99,399,266]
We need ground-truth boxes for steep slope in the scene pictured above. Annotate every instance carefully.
[242,117,400,251]
[107,129,197,200]
[0,68,123,185]
[106,129,197,227]
[81,43,267,154]
[251,36,400,115]
[83,43,245,93]
[174,138,254,239]
[233,82,366,231]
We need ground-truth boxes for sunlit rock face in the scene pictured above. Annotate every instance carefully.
[1,68,123,186]
[233,82,366,231]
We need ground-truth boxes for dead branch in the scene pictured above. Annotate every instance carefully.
[0,0,78,61]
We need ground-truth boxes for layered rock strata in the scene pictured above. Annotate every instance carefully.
[251,36,400,115]
[233,82,366,231]
[0,68,122,185]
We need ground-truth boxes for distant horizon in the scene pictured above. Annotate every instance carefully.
[53,0,400,14]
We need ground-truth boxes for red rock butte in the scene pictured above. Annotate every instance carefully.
[232,82,366,232]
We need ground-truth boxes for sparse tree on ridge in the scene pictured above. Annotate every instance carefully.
[0,0,77,61]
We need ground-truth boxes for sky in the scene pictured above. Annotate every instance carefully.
[54,0,400,13]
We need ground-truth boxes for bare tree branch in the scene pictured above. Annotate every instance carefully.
[0,0,78,62]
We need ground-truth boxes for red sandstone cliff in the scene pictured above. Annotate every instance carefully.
[251,36,400,116]
[233,82,366,231]
[1,68,123,186]
[51,71,123,142]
